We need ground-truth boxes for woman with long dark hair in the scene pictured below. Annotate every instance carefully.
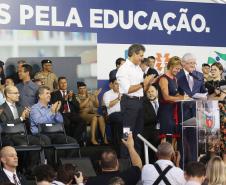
[205,62,226,100]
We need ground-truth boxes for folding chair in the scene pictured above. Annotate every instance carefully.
[0,123,42,158]
[38,123,81,163]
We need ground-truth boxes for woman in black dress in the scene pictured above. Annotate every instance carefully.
[158,56,189,147]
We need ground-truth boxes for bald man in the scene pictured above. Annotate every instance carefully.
[0,85,31,145]
[86,133,142,185]
[142,142,185,185]
[0,86,50,169]
[0,146,27,184]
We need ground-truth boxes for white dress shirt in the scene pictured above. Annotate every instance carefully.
[151,100,159,114]
[3,168,21,185]
[142,159,186,185]
[103,89,120,115]
[144,67,150,75]
[60,90,71,113]
[184,69,194,91]
[116,59,144,97]
[6,100,19,119]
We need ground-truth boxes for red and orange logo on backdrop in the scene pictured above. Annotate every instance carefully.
[155,53,170,73]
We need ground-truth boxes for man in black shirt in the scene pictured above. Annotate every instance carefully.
[86,133,142,185]
[140,58,159,79]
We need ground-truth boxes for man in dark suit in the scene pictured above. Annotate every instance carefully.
[177,53,206,98]
[0,85,50,170]
[143,85,160,163]
[0,146,28,184]
[0,85,31,146]
[176,53,206,162]
[176,53,207,120]
[51,76,86,144]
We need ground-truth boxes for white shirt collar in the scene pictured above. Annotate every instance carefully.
[6,100,16,107]
[3,168,18,184]
[3,168,16,177]
[183,68,190,76]
[60,90,68,97]
[111,89,119,94]
[156,159,175,167]
[60,89,67,93]
[185,180,201,185]
[127,58,137,67]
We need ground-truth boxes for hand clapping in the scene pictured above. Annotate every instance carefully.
[93,88,102,97]
[51,101,61,113]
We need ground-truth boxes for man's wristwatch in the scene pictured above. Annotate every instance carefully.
[140,82,144,88]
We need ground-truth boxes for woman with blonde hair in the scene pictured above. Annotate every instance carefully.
[206,156,226,185]
[158,56,189,147]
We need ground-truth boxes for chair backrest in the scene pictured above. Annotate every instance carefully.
[38,123,68,143]
[0,123,29,145]
[38,123,64,134]
[1,123,25,134]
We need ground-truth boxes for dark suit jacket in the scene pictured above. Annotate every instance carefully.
[176,69,206,97]
[0,102,24,124]
[51,90,80,113]
[0,169,27,185]
[143,96,158,128]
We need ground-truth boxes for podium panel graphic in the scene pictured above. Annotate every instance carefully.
[179,100,220,168]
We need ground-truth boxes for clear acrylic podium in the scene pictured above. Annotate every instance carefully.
[178,100,220,169]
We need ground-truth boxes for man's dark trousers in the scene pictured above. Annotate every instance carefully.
[120,95,144,158]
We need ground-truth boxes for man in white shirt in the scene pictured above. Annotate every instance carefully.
[116,44,155,157]
[142,142,186,185]
[0,146,27,184]
[184,161,206,185]
[103,79,122,154]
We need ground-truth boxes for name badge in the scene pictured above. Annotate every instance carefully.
[7,124,14,127]
[46,124,53,127]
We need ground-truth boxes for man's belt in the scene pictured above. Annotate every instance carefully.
[123,94,143,100]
